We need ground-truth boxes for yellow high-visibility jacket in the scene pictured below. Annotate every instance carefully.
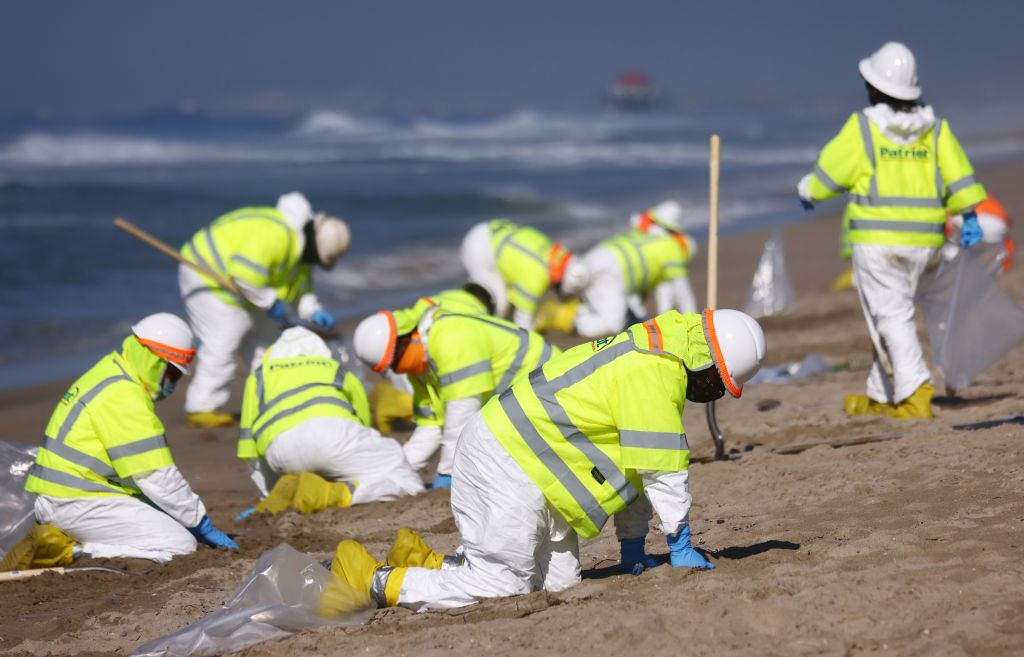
[489,220,569,314]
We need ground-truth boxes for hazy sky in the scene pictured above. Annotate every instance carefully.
[2,0,1022,118]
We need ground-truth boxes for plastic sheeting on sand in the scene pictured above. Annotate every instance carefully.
[744,232,795,318]
[0,440,38,561]
[748,353,833,385]
[917,245,1024,392]
[133,544,372,657]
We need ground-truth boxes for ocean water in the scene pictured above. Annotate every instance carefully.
[1,102,1022,388]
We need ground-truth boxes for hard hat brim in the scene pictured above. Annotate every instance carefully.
[858,59,921,101]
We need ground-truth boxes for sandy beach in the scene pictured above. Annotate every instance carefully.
[1,161,1022,657]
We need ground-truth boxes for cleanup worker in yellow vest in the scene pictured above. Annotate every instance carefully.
[329,308,766,609]
[797,42,987,419]
[25,313,238,563]
[352,305,560,489]
[237,327,423,508]
[374,283,496,434]
[555,201,697,337]
[460,219,588,329]
[179,192,351,428]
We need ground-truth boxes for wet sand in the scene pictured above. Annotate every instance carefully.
[1,162,1022,657]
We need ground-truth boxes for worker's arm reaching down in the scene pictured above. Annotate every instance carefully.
[132,465,238,550]
[433,396,482,489]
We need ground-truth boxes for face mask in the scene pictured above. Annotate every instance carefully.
[394,331,428,376]
[685,365,726,403]
[153,364,182,401]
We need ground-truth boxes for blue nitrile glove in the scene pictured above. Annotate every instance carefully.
[189,516,240,550]
[266,299,301,327]
[799,198,815,212]
[619,537,662,575]
[234,506,256,522]
[430,474,452,490]
[666,524,714,569]
[960,211,983,248]
[311,310,336,329]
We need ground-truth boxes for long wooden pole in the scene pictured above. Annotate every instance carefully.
[706,134,726,460]
[114,217,246,299]
[707,134,721,308]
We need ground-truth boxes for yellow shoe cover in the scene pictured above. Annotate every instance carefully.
[187,411,236,428]
[371,381,414,434]
[256,472,354,515]
[887,383,935,420]
[0,525,76,571]
[328,540,406,608]
[535,298,579,333]
[843,393,891,417]
[830,266,855,291]
[386,528,446,569]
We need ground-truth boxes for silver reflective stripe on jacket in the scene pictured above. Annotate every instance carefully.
[231,254,271,278]
[494,229,547,268]
[29,463,122,494]
[848,219,945,234]
[252,396,356,444]
[54,360,133,444]
[814,164,846,193]
[438,361,491,386]
[106,434,168,461]
[42,436,116,479]
[855,112,944,212]
[619,430,688,451]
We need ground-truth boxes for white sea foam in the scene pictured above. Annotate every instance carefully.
[291,111,392,138]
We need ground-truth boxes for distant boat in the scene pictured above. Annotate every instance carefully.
[605,71,660,109]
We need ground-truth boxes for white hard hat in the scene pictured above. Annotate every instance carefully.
[132,312,196,374]
[859,41,921,101]
[314,213,351,269]
[649,200,683,231]
[560,255,590,296]
[353,311,397,372]
[705,308,766,398]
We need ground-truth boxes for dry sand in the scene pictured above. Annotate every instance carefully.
[1,163,1023,657]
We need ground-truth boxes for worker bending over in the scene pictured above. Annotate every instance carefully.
[238,327,423,505]
[331,308,766,609]
[25,314,237,564]
[556,200,697,337]
[353,306,559,489]
[179,192,351,428]
[461,219,588,329]
[798,42,987,419]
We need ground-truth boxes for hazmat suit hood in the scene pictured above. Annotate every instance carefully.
[265,326,332,361]
[863,103,936,146]
[277,191,311,253]
[121,335,170,401]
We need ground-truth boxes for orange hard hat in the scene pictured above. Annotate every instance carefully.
[976,197,1009,224]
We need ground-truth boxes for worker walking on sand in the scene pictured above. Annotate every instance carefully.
[353,305,559,489]
[797,42,987,419]
[237,327,423,506]
[179,192,351,428]
[24,313,238,564]
[542,200,697,337]
[460,219,588,329]
[328,309,766,609]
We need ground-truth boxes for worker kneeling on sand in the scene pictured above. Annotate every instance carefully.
[331,309,765,605]
[544,200,697,337]
[353,304,559,489]
[25,313,238,564]
[797,42,987,420]
[460,218,585,329]
[238,327,424,505]
[180,192,351,428]
[331,309,766,610]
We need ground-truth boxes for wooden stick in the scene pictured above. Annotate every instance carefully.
[0,567,65,581]
[113,217,246,299]
[707,134,721,309]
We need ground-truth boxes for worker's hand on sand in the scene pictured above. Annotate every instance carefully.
[667,525,715,570]
[619,537,662,575]
[960,211,983,248]
[188,516,240,550]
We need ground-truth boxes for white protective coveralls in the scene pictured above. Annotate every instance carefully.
[396,413,691,610]
[245,329,424,504]
[810,105,939,404]
[460,222,535,329]
[574,229,697,338]
[34,466,204,564]
[180,193,327,414]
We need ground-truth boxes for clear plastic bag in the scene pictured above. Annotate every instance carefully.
[748,353,832,385]
[743,232,796,318]
[0,440,38,561]
[917,245,1024,392]
[133,544,372,657]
